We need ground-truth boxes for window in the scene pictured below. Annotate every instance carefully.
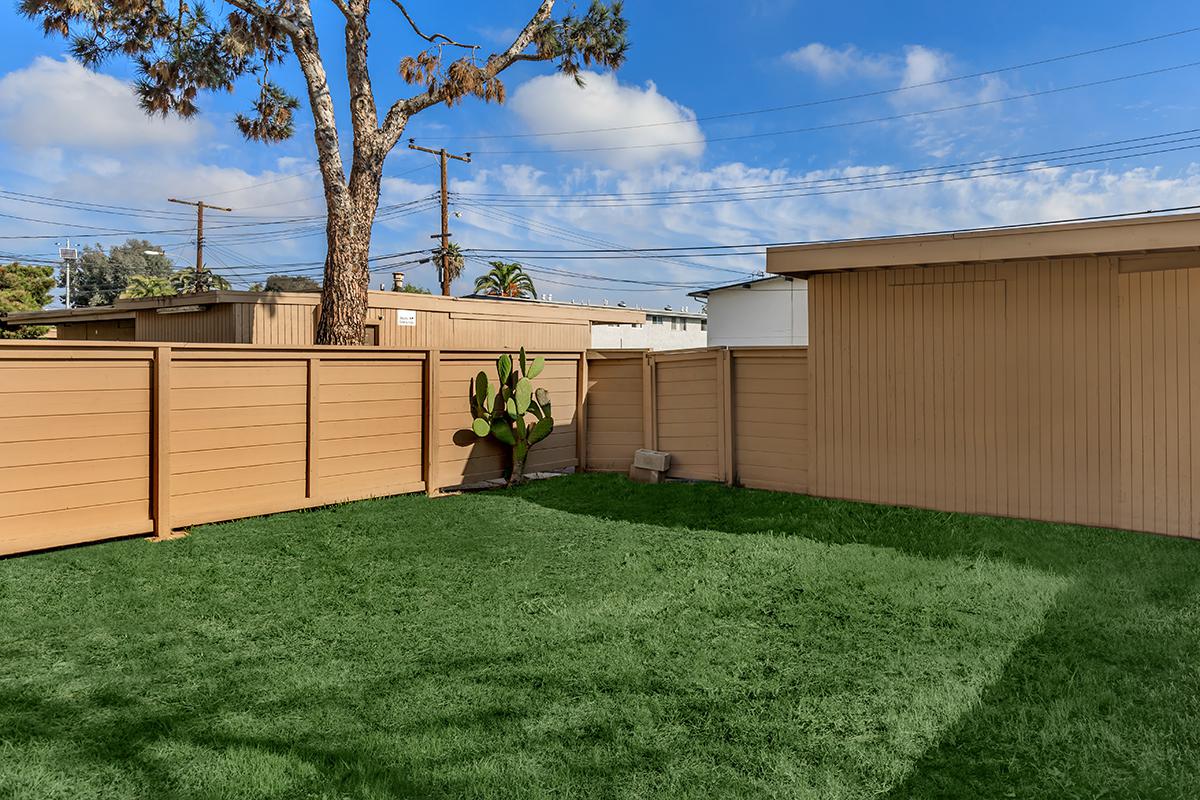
[649,315,664,325]
[671,317,683,331]
[700,319,707,331]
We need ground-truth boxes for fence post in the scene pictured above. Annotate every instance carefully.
[425,349,441,496]
[306,357,320,499]
[576,353,588,472]
[721,349,734,485]
[152,345,171,536]
[641,352,655,450]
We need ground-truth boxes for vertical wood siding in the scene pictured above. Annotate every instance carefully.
[1118,266,1200,536]
[137,305,240,343]
[807,257,1200,537]
[251,303,317,345]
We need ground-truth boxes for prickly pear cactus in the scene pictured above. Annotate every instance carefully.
[469,347,553,486]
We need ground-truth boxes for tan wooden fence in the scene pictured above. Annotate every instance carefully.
[0,341,583,556]
[584,347,810,492]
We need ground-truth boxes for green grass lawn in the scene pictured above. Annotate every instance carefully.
[0,475,1197,799]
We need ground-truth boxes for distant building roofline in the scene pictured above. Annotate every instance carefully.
[3,288,644,326]
[687,274,800,299]
[767,209,1200,274]
[460,293,707,319]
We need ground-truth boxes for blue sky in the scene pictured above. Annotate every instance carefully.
[1,1,1199,307]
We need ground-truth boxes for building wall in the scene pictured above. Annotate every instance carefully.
[808,256,1200,537]
[705,279,808,347]
[238,298,595,351]
[57,319,136,341]
[375,306,591,351]
[137,304,246,343]
[590,316,707,350]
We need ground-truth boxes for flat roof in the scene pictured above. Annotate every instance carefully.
[460,294,706,319]
[688,274,804,298]
[767,210,1200,274]
[4,289,644,326]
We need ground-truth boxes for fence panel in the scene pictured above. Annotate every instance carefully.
[584,346,811,490]
[316,358,426,504]
[434,353,580,489]
[731,348,810,493]
[652,349,723,482]
[0,346,155,554]
[0,342,584,556]
[584,352,645,472]
[169,355,311,528]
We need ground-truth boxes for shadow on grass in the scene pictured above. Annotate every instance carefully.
[514,474,1200,799]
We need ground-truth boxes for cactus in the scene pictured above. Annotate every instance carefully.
[469,347,555,485]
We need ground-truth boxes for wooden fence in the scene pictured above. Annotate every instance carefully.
[584,347,810,492]
[0,341,583,556]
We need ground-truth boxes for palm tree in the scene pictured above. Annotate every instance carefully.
[120,274,176,299]
[173,266,232,294]
[433,241,464,296]
[474,261,536,298]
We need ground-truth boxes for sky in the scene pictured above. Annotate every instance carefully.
[2,1,1200,309]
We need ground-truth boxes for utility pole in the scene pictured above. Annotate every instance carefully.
[168,197,232,290]
[408,140,471,295]
[57,239,78,308]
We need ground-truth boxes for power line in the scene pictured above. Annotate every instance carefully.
[434,26,1200,141]
[464,201,1200,258]
[454,127,1200,200]
[454,201,753,276]
[455,136,1200,209]
[473,60,1200,155]
[463,254,713,294]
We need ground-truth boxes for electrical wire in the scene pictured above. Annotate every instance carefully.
[434,26,1200,141]
[455,137,1200,209]
[464,201,1200,258]
[472,60,1200,155]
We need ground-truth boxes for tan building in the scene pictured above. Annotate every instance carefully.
[767,210,1200,537]
[3,290,642,351]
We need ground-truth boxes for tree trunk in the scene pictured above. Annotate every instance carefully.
[507,453,528,487]
[314,147,383,345]
[315,208,372,345]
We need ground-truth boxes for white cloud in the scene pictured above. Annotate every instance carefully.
[447,158,1200,306]
[782,43,892,80]
[0,57,203,151]
[886,46,1013,158]
[509,71,704,169]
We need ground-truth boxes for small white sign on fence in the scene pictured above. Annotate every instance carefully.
[397,310,417,327]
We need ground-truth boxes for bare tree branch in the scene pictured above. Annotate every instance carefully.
[379,0,554,145]
[389,0,478,49]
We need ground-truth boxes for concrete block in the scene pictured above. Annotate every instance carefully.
[633,449,672,472]
[628,464,664,484]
